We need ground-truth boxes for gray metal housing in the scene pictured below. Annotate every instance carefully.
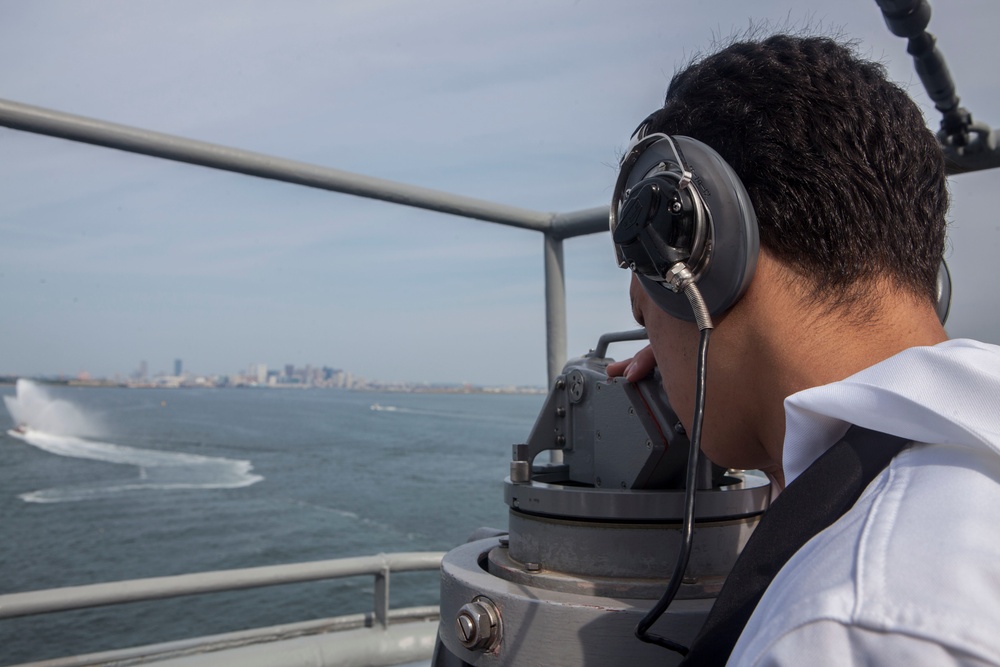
[436,351,770,666]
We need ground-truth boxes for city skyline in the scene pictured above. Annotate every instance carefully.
[2,356,545,392]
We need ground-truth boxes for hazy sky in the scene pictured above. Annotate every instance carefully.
[1,0,998,386]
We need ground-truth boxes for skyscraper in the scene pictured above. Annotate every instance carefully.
[174,359,183,376]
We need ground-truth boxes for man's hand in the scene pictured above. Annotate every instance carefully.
[605,344,657,382]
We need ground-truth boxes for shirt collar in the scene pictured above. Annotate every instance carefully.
[780,338,1000,485]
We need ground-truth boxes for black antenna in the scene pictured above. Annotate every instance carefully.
[875,0,1000,173]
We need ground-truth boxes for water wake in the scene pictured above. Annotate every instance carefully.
[4,380,263,503]
[368,402,516,423]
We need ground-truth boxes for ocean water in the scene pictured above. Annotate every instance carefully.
[0,380,543,665]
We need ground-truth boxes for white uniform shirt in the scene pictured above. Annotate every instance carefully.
[728,339,1000,666]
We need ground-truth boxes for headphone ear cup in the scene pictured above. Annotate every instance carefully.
[936,259,951,324]
[619,136,759,321]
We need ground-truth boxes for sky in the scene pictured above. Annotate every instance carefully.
[1,0,999,387]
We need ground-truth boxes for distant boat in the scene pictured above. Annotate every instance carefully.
[369,403,397,412]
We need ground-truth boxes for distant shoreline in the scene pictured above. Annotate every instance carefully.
[0,376,546,395]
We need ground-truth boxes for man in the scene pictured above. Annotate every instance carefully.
[608,35,1000,665]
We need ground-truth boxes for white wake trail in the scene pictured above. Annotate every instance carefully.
[4,380,263,503]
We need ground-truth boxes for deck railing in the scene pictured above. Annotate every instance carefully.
[0,552,445,667]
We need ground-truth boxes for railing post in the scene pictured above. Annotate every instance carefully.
[374,565,390,629]
[543,232,567,387]
[543,232,567,464]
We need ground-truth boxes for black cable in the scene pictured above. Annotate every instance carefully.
[634,326,711,655]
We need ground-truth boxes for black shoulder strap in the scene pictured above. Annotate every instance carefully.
[680,425,910,666]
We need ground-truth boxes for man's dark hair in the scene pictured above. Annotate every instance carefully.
[648,34,947,308]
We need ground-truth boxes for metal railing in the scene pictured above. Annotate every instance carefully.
[0,551,443,625]
[0,552,445,666]
[0,98,610,387]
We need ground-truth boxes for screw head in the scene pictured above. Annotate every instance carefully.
[455,597,502,651]
[567,371,586,403]
[457,613,477,644]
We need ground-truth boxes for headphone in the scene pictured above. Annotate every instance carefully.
[611,115,954,325]
[610,117,759,321]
